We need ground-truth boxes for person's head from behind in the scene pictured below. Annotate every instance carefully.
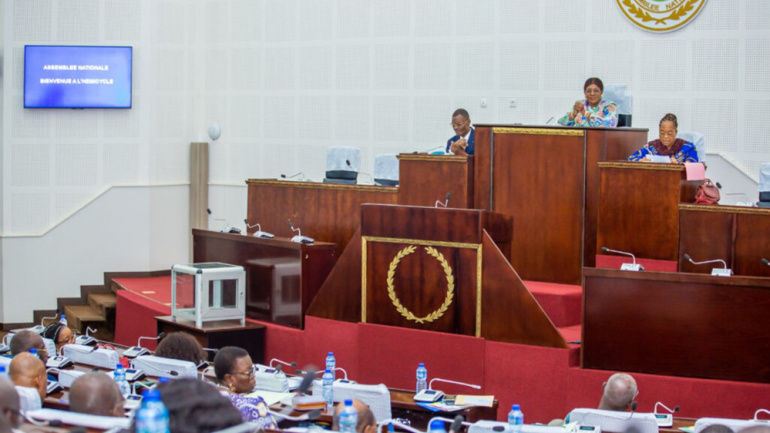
[584,77,604,107]
[69,372,125,417]
[42,322,75,353]
[598,372,637,411]
[155,332,206,365]
[700,425,734,433]
[213,346,254,394]
[451,108,471,138]
[8,352,47,402]
[0,377,23,431]
[737,427,770,433]
[658,113,679,149]
[332,399,377,433]
[9,330,48,364]
[156,378,243,433]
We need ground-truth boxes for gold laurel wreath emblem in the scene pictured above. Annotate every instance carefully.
[386,245,454,324]
[621,0,699,26]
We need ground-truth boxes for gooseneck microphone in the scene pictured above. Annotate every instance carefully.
[137,332,165,348]
[280,172,307,181]
[414,145,446,155]
[435,193,451,208]
[269,358,297,370]
[683,253,732,276]
[762,258,770,267]
[243,219,275,239]
[288,221,314,244]
[601,246,644,271]
[428,378,480,391]
[207,208,241,234]
[345,159,373,184]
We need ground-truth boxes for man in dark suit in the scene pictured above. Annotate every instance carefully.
[446,109,475,156]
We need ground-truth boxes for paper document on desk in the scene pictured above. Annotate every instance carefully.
[247,390,294,406]
[455,395,495,407]
[416,402,467,412]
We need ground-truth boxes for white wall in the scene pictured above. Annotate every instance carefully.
[1,0,769,323]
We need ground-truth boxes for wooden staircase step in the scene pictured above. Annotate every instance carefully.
[64,304,114,342]
[88,292,116,314]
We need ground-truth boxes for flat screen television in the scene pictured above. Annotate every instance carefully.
[24,45,132,109]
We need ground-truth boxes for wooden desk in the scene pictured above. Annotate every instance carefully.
[474,125,646,284]
[246,179,398,257]
[156,315,265,363]
[397,154,474,208]
[679,204,770,276]
[582,268,770,382]
[596,162,700,262]
[193,229,336,328]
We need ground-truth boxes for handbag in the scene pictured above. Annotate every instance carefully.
[695,179,720,204]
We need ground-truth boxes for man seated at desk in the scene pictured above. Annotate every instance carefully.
[562,372,638,424]
[8,353,46,414]
[333,399,377,433]
[8,330,48,365]
[69,372,125,417]
[447,109,475,156]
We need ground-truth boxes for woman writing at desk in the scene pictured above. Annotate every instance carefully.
[628,113,699,163]
[558,77,618,127]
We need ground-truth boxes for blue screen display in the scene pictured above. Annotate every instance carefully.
[24,45,132,109]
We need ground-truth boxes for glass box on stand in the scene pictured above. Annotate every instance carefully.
[171,262,246,328]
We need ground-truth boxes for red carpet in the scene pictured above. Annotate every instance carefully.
[113,276,770,423]
[525,281,582,327]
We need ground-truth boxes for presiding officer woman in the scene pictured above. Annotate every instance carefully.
[628,113,698,163]
[558,77,618,127]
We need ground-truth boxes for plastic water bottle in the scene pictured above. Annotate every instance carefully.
[135,389,169,433]
[429,419,448,433]
[114,364,131,397]
[29,348,39,358]
[416,363,427,393]
[508,404,524,433]
[326,352,336,379]
[322,368,334,408]
[59,315,68,326]
[339,399,358,433]
[0,365,8,380]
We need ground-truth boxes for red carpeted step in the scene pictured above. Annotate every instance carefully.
[558,324,581,345]
[524,280,582,327]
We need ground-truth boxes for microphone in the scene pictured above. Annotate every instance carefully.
[280,172,308,181]
[345,159,373,184]
[754,409,770,421]
[762,258,770,267]
[137,332,165,348]
[601,246,644,271]
[288,221,314,244]
[297,367,317,395]
[428,378,481,391]
[74,327,98,345]
[683,253,732,276]
[123,332,165,358]
[243,219,274,239]
[269,358,297,370]
[414,145,446,155]
[654,402,679,427]
[435,193,451,208]
[545,116,555,125]
[332,367,348,380]
[628,401,638,418]
[206,208,241,234]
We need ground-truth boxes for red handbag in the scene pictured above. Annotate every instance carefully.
[695,179,720,204]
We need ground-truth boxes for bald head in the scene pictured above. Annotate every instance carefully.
[8,352,47,401]
[9,330,47,363]
[598,373,637,411]
[70,372,125,417]
[0,377,21,430]
[333,399,377,433]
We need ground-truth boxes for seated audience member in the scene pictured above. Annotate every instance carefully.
[154,332,206,365]
[69,372,125,417]
[598,372,638,411]
[155,378,243,433]
[446,109,475,156]
[737,427,770,433]
[333,399,377,433]
[213,346,277,429]
[41,322,75,354]
[558,77,618,127]
[0,377,23,432]
[9,330,48,364]
[628,113,698,163]
[8,353,46,413]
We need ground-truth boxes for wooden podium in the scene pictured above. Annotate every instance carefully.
[308,204,568,347]
[397,154,473,208]
[596,162,700,262]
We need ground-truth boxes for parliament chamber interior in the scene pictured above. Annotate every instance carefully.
[1,0,770,432]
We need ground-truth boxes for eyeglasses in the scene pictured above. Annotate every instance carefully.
[450,121,467,128]
[231,368,255,379]
[659,131,676,137]
[57,335,76,345]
